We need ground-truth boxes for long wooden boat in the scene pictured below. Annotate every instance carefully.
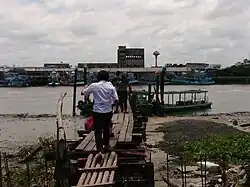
[162,90,212,113]
[133,89,212,114]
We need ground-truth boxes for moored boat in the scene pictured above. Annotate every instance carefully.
[161,89,212,113]
[1,72,31,87]
[170,71,215,85]
[133,89,212,115]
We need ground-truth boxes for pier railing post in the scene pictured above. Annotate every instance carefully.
[83,64,88,102]
[160,71,164,104]
[147,83,152,102]
[84,65,87,85]
[155,74,160,103]
[72,68,78,117]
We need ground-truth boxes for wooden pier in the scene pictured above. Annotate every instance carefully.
[47,92,154,187]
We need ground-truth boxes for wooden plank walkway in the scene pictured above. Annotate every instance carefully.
[75,111,135,152]
[77,152,117,187]
[76,131,95,151]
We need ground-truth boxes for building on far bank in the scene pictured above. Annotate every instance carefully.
[117,46,144,68]
[185,63,209,70]
[78,45,145,69]
[78,62,117,69]
[44,62,71,68]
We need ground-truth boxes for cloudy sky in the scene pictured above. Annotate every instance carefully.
[1,0,250,67]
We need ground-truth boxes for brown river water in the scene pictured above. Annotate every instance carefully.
[0,85,250,153]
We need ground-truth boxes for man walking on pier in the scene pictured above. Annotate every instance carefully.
[116,73,132,113]
[81,70,119,153]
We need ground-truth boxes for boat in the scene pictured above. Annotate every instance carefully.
[47,70,62,87]
[134,89,212,114]
[48,81,60,87]
[169,71,215,85]
[68,81,86,86]
[161,89,212,113]
[1,72,31,87]
[127,72,139,85]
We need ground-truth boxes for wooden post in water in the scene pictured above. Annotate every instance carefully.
[160,71,165,104]
[83,64,88,102]
[84,65,87,85]
[147,83,151,102]
[72,68,78,116]
[155,74,160,103]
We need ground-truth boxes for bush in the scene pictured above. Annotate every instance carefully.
[3,136,55,186]
[184,134,250,164]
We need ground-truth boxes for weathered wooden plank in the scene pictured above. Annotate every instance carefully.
[82,182,115,187]
[109,113,125,147]
[125,114,134,142]
[84,153,101,185]
[80,166,117,172]
[101,152,117,183]
[89,154,105,185]
[95,153,110,184]
[118,114,129,142]
[111,113,118,123]
[117,113,124,124]
[76,131,95,151]
[56,92,67,129]
[108,153,117,184]
[85,139,96,151]
[77,154,94,187]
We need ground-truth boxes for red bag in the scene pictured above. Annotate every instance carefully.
[85,116,94,131]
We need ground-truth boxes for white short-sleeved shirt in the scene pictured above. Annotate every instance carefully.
[83,81,118,113]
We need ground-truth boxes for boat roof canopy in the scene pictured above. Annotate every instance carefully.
[165,90,208,94]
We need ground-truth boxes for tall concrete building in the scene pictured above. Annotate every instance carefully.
[117,46,144,68]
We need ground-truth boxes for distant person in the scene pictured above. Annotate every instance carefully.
[117,73,132,113]
[81,70,119,153]
[112,71,122,113]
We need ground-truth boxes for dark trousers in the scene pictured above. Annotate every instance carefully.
[93,111,113,152]
[118,91,128,112]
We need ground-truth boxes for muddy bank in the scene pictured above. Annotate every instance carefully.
[0,110,250,154]
[0,113,72,118]
[0,116,86,153]
[146,114,250,186]
[156,119,246,154]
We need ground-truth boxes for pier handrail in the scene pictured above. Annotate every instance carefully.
[56,92,67,139]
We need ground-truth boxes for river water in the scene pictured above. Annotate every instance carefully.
[0,85,250,114]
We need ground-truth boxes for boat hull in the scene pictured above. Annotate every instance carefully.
[169,80,215,85]
[164,102,212,113]
[129,80,139,85]
[48,82,60,87]
[0,82,30,87]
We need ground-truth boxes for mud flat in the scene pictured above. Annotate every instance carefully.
[146,112,250,186]
[0,114,86,153]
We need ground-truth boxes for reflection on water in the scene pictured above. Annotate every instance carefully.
[0,85,250,114]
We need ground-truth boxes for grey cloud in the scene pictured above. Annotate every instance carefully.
[70,25,97,37]
[0,0,250,66]
[204,0,250,20]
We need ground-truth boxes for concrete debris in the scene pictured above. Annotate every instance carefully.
[197,161,221,173]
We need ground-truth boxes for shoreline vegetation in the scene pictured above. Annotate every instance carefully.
[156,119,250,164]
[0,136,55,186]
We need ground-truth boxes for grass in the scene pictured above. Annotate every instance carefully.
[2,136,55,186]
[183,133,250,164]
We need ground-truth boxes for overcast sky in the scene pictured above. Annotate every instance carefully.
[1,0,250,67]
